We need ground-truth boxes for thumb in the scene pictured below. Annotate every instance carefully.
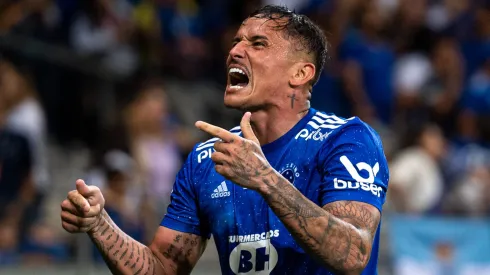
[76,179,92,197]
[240,112,258,143]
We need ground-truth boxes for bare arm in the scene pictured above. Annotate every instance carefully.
[61,180,207,275]
[88,210,207,275]
[258,171,380,275]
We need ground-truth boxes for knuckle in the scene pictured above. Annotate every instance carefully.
[214,165,221,173]
[214,141,223,150]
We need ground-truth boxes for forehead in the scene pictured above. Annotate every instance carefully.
[236,17,289,42]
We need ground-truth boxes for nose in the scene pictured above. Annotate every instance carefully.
[228,41,245,60]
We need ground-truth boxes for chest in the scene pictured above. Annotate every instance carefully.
[197,150,323,240]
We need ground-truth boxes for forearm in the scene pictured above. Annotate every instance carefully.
[258,171,370,274]
[89,209,166,275]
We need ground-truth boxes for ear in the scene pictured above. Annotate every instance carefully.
[289,62,316,87]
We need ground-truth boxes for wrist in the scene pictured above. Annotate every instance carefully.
[256,168,282,196]
[88,210,107,236]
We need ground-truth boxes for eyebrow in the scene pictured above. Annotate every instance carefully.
[233,35,269,43]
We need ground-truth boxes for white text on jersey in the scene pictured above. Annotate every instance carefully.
[295,128,332,141]
[295,113,350,141]
[211,181,230,198]
[228,230,280,244]
[334,178,383,197]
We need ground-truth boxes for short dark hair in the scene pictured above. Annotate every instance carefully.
[248,5,328,85]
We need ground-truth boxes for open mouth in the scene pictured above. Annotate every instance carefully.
[228,67,249,90]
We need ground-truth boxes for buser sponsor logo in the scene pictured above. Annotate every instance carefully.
[335,155,383,197]
[334,178,383,197]
[340,155,379,184]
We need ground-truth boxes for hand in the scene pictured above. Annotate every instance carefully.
[195,112,272,190]
[60,179,105,233]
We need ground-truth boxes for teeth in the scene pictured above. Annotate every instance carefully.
[229,85,245,89]
[229,67,246,75]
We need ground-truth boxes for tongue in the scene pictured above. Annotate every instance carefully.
[231,73,249,86]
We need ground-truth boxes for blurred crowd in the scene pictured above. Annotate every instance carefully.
[0,0,489,269]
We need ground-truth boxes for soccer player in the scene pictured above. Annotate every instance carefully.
[60,5,389,275]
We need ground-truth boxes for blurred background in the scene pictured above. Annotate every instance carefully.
[0,0,489,274]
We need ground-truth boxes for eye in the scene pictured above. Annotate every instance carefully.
[253,41,266,47]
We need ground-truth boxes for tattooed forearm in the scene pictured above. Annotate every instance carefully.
[89,210,204,275]
[259,171,380,274]
[89,210,165,275]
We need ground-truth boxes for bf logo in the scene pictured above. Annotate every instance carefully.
[229,240,278,274]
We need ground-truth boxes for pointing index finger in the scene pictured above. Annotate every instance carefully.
[195,121,236,142]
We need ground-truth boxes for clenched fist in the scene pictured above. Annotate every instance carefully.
[61,179,105,233]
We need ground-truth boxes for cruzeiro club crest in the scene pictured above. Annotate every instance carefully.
[279,163,300,184]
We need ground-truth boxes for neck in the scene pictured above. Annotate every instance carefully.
[249,92,310,145]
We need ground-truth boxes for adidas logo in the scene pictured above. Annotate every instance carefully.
[211,181,230,198]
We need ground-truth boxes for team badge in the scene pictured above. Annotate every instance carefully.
[279,163,300,184]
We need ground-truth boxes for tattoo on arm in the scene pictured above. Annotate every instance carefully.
[89,210,164,275]
[260,174,380,273]
[89,210,204,275]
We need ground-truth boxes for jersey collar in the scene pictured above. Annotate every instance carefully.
[260,108,317,154]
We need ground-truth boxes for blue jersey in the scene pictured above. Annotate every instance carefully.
[161,108,389,275]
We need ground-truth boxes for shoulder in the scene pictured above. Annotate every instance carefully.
[310,110,388,171]
[320,112,383,151]
[298,110,382,148]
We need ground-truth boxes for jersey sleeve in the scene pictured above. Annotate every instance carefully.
[160,147,210,237]
[318,123,389,212]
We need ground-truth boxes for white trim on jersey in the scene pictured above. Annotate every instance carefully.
[307,121,343,130]
[306,113,350,130]
[310,115,347,125]
[196,128,242,151]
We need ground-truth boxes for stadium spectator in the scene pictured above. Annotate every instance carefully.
[388,124,446,214]
[443,165,490,216]
[0,95,33,265]
[394,36,464,135]
[0,60,49,233]
[461,2,490,79]
[123,78,185,238]
[340,0,395,126]
[101,150,144,239]
[70,0,138,76]
[0,0,490,272]
[91,149,145,262]
[6,0,63,42]
[387,0,435,55]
